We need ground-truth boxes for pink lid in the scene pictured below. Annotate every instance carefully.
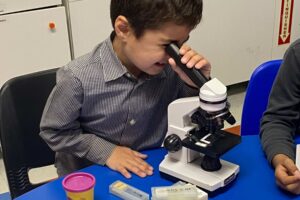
[62,172,96,192]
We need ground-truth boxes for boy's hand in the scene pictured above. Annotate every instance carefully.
[272,154,300,194]
[168,44,211,88]
[106,146,153,178]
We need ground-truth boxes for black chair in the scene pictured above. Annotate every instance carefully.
[0,68,57,198]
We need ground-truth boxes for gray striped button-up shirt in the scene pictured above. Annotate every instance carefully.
[40,35,199,175]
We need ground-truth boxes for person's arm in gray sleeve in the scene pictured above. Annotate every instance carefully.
[40,67,116,165]
[260,42,300,164]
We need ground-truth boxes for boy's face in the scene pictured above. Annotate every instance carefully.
[115,21,191,77]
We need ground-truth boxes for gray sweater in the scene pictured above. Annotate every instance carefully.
[260,39,300,164]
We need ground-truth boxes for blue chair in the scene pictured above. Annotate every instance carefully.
[241,59,282,135]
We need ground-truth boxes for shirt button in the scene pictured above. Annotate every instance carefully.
[126,73,131,78]
[129,119,136,125]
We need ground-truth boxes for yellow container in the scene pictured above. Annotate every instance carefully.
[62,172,96,200]
[65,188,94,200]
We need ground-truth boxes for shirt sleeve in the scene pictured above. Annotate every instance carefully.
[40,67,116,165]
[260,43,300,164]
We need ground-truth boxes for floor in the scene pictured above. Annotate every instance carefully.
[0,82,247,195]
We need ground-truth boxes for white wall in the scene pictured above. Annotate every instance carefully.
[189,0,300,85]
[69,0,300,85]
[68,0,111,58]
[2,0,300,86]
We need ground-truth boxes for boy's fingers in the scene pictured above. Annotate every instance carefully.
[127,164,147,177]
[180,49,196,64]
[286,183,300,195]
[293,170,300,180]
[277,180,300,195]
[106,147,154,178]
[186,54,203,68]
[129,156,153,173]
[280,175,300,185]
[129,156,147,168]
[195,59,211,70]
[139,162,153,175]
[179,44,191,54]
[282,159,298,174]
[117,166,131,179]
[276,165,300,185]
[125,160,151,178]
[168,58,176,67]
[133,151,148,158]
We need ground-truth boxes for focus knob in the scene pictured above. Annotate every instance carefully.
[163,134,182,152]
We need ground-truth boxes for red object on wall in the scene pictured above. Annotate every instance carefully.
[278,0,294,45]
[49,22,56,30]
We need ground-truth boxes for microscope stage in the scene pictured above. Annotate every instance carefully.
[159,154,239,191]
[183,129,241,158]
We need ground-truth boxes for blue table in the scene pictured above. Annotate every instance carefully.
[16,135,300,200]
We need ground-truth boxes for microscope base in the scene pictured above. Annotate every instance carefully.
[159,155,239,191]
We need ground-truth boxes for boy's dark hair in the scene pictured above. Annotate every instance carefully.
[110,0,203,38]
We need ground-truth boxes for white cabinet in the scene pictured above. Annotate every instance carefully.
[68,0,111,58]
[0,0,61,14]
[0,6,71,86]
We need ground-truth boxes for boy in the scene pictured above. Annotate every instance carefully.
[40,0,211,178]
[261,38,300,194]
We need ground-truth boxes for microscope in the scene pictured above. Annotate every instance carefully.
[159,43,241,192]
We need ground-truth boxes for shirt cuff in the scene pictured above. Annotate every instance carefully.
[266,143,295,164]
[86,135,117,165]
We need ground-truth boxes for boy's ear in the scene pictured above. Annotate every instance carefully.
[114,16,132,40]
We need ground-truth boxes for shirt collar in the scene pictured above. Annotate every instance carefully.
[100,34,127,82]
